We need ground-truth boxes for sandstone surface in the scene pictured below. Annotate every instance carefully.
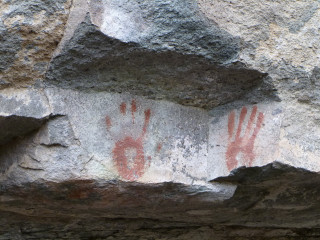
[0,0,319,239]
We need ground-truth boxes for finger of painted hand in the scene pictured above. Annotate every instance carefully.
[106,116,112,130]
[251,112,264,139]
[228,111,235,139]
[141,109,151,138]
[120,102,126,115]
[236,106,247,139]
[226,147,238,171]
[244,105,257,138]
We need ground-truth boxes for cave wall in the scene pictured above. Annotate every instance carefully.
[0,0,319,239]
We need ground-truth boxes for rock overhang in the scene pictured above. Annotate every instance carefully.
[0,88,51,145]
[46,1,269,109]
[1,0,320,238]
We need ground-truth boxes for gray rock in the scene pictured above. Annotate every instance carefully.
[0,89,50,145]
[0,0,320,239]
[0,115,47,145]
[0,88,211,185]
[1,162,320,239]
[0,0,72,86]
[47,15,268,109]
[37,116,75,147]
[0,20,22,72]
[88,0,239,63]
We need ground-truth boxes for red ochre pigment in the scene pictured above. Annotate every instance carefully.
[113,136,146,181]
[120,102,126,115]
[107,100,152,181]
[156,143,162,152]
[226,105,264,171]
[105,116,112,129]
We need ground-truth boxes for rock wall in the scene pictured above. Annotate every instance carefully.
[0,0,319,239]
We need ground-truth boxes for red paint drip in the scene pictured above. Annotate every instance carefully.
[244,105,257,137]
[235,106,247,139]
[142,109,151,136]
[120,102,126,115]
[226,106,264,171]
[105,116,112,130]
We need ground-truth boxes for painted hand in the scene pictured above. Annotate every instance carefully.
[226,106,264,171]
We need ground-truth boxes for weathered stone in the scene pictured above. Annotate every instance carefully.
[0,88,210,185]
[0,0,320,239]
[47,15,267,109]
[0,88,50,145]
[198,0,320,73]
[0,0,72,86]
[199,0,320,169]
[208,102,283,179]
[1,163,320,239]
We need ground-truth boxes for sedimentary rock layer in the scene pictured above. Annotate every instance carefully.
[0,0,319,239]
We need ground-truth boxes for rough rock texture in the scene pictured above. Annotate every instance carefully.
[2,163,320,239]
[46,13,267,109]
[0,0,320,239]
[0,88,50,145]
[0,0,72,86]
[199,0,320,170]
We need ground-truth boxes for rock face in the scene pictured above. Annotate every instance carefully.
[46,13,265,109]
[0,0,319,239]
[0,0,72,86]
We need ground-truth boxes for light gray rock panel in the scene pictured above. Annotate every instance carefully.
[0,89,51,145]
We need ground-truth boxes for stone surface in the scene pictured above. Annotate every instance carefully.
[46,14,266,109]
[0,0,72,86]
[1,163,320,239]
[199,0,320,172]
[0,88,50,145]
[0,88,211,185]
[208,102,283,179]
[0,0,320,239]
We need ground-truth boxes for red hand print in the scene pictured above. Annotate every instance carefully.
[106,100,151,181]
[226,105,264,171]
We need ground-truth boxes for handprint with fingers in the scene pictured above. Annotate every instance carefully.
[106,100,158,181]
[226,105,264,171]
